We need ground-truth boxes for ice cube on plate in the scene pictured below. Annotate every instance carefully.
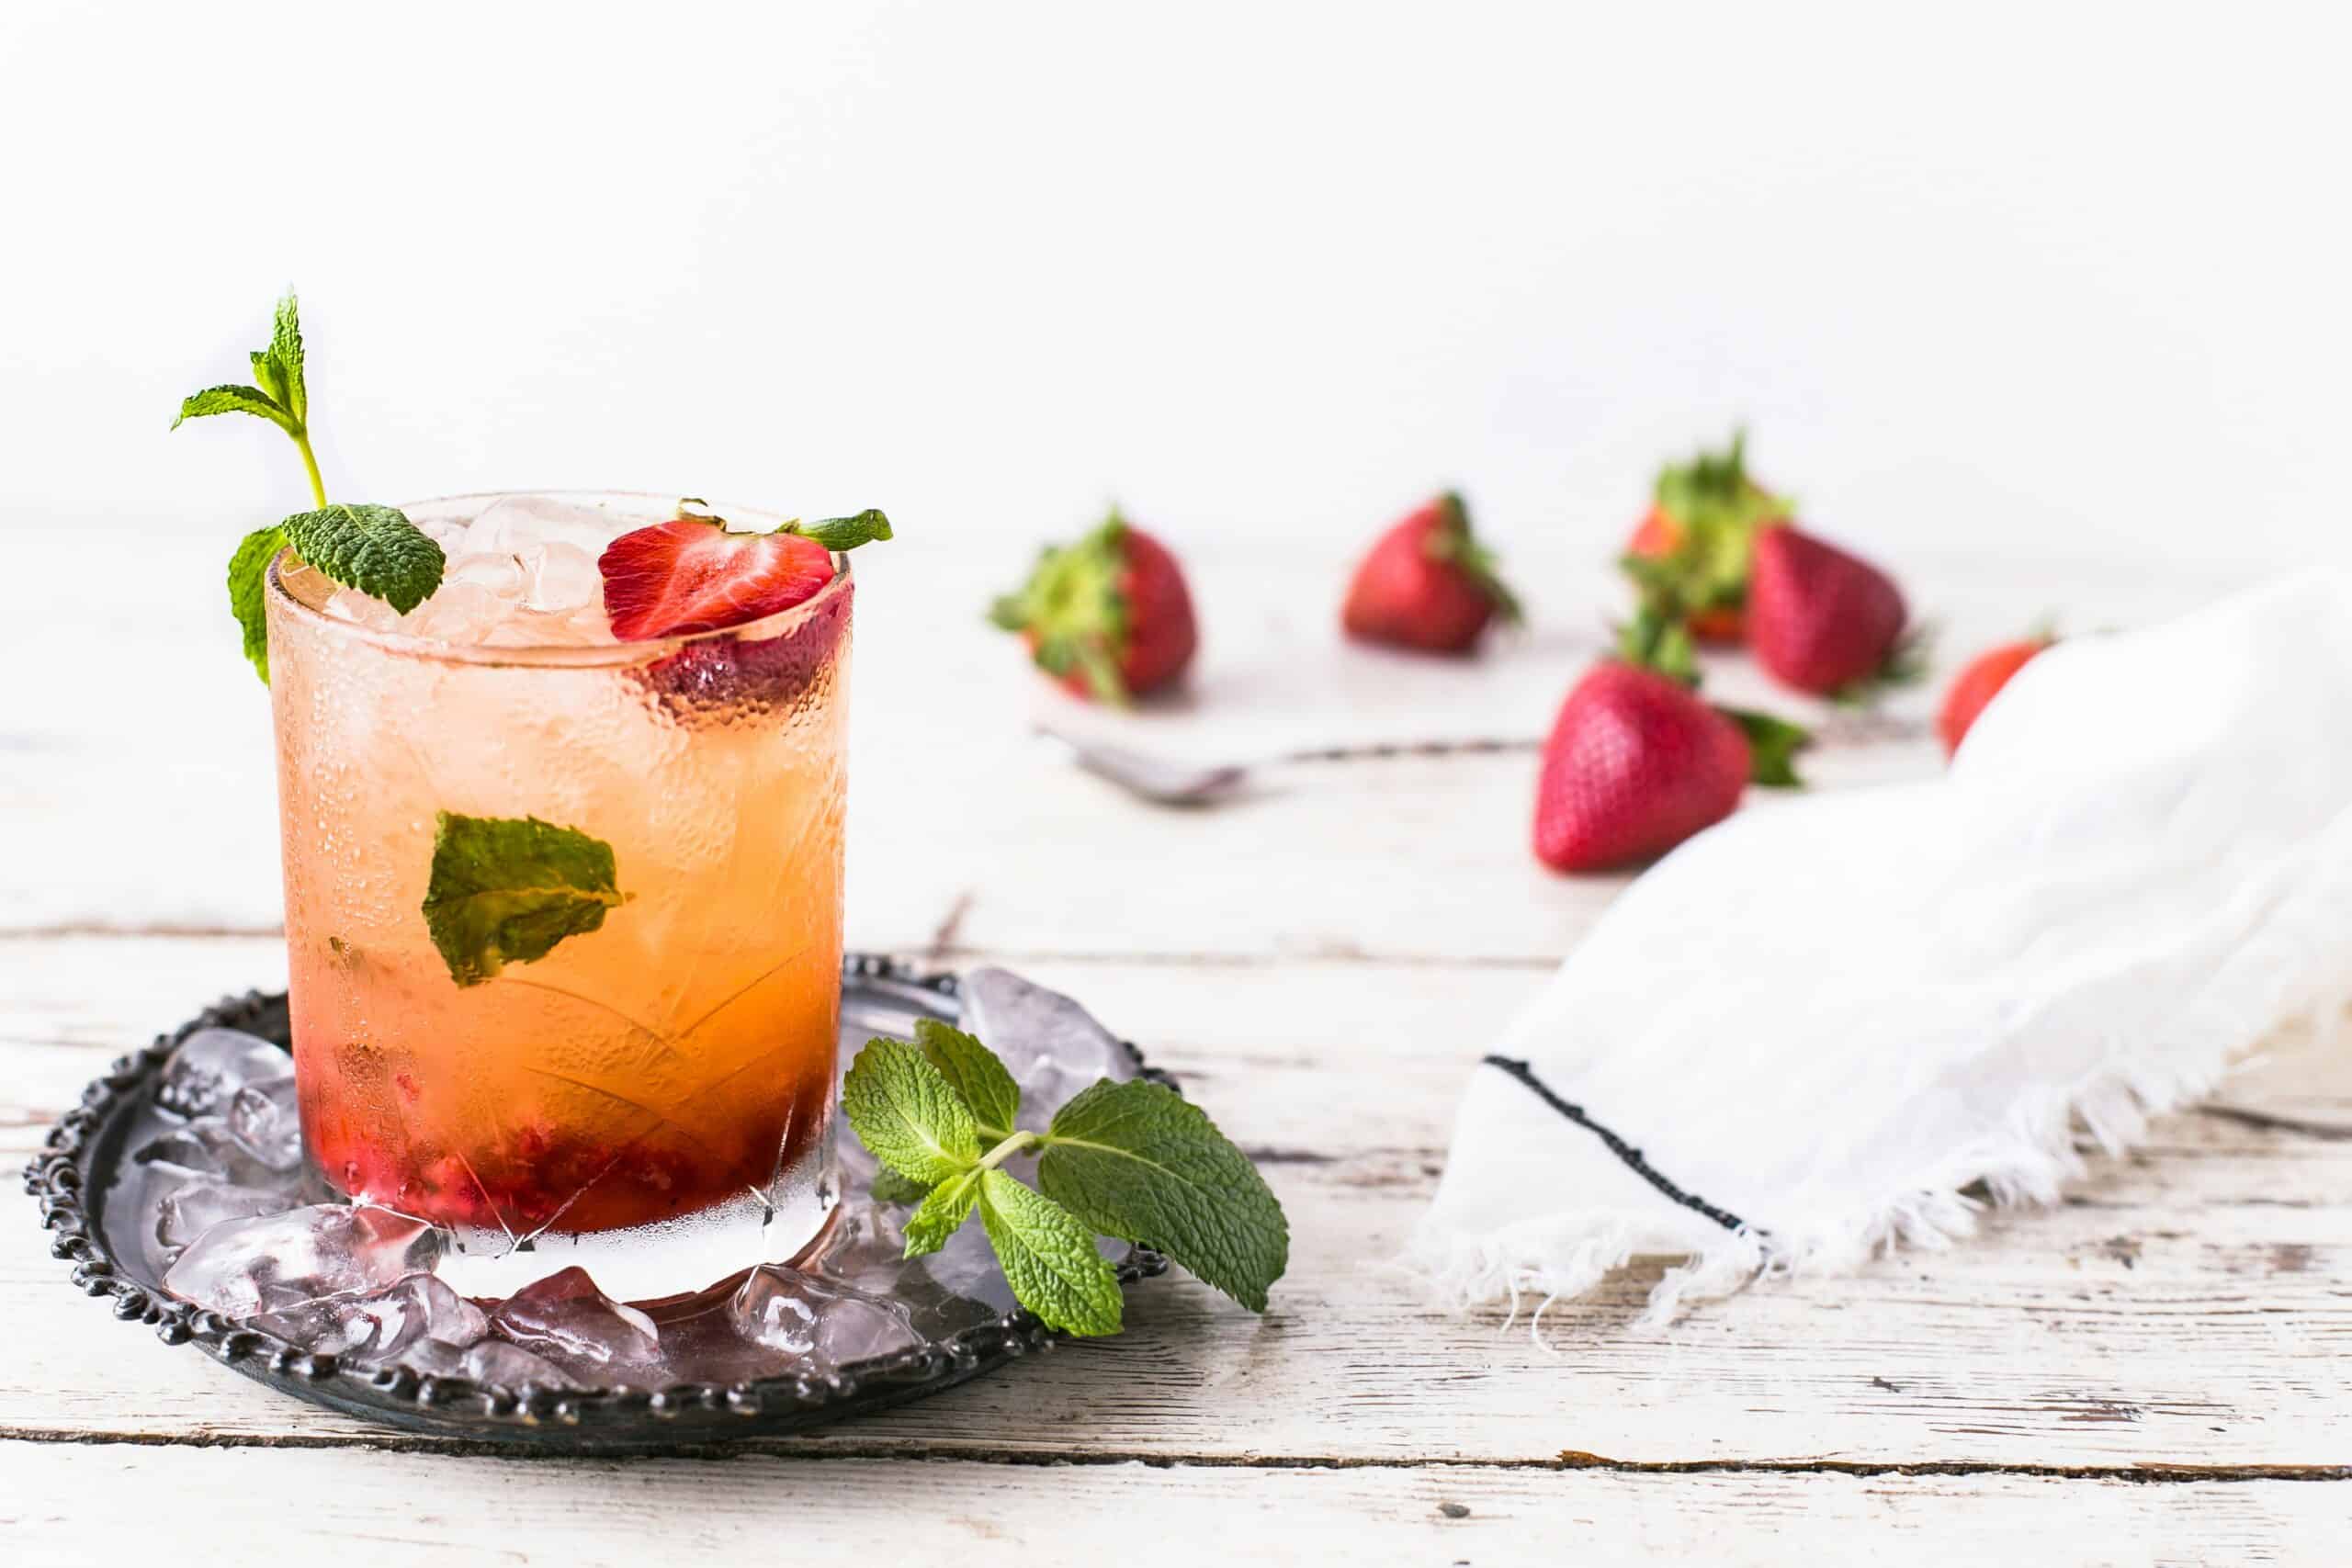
[459,1339,584,1391]
[486,1266,662,1374]
[254,1271,490,1364]
[731,1265,921,1367]
[135,1117,278,1186]
[154,1179,300,1254]
[157,1028,288,1118]
[162,1205,441,1317]
[226,1076,303,1171]
[958,966,1136,1130]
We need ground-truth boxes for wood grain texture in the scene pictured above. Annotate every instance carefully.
[3,1441,2343,1568]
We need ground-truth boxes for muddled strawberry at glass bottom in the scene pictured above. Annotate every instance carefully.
[265,491,853,1299]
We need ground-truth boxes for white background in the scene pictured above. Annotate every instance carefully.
[4,3,2347,566]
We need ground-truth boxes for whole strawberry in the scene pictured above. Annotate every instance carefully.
[1937,633,2052,757]
[1342,492,1521,653]
[1619,432,1789,646]
[1533,617,1808,872]
[990,512,1197,703]
[1745,524,1914,697]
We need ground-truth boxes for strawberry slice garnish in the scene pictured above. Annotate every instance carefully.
[598,501,891,641]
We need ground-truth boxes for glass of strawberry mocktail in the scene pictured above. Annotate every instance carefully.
[264,491,877,1296]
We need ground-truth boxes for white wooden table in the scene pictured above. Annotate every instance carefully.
[6,529,2344,1564]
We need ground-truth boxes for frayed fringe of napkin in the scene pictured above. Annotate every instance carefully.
[1408,999,2342,1339]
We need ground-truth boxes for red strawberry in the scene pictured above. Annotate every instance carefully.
[1937,634,2052,757]
[1341,492,1521,653]
[989,511,1197,703]
[1745,524,1914,696]
[1619,432,1788,646]
[598,502,891,641]
[1532,662,1809,872]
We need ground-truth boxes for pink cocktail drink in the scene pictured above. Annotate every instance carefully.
[265,493,850,1290]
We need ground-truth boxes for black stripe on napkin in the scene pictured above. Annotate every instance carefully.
[1481,1055,1747,1234]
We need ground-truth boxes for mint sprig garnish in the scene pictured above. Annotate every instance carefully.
[1034,1077,1288,1313]
[282,502,446,615]
[913,1018,1020,1142]
[843,1021,1288,1336]
[226,525,291,682]
[841,1038,981,1184]
[175,291,445,681]
[421,812,628,987]
[978,1168,1125,1337]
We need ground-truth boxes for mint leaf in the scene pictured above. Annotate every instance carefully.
[842,1039,981,1185]
[978,1168,1123,1337]
[421,812,627,987]
[902,1167,981,1257]
[174,384,294,434]
[1036,1078,1288,1313]
[869,1168,933,1205]
[226,525,288,684]
[269,291,307,423]
[786,510,893,553]
[280,502,445,615]
[913,1019,1020,1142]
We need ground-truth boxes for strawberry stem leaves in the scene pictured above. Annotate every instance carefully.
[1421,491,1522,625]
[1623,428,1790,626]
[787,510,894,553]
[989,511,1136,705]
[1719,706,1812,788]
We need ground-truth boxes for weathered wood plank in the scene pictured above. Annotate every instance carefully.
[2,1441,2340,1567]
[9,939,2348,1470]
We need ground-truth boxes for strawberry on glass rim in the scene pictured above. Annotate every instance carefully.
[598,499,892,640]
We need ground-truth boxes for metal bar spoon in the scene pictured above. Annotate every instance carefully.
[1034,724,1542,807]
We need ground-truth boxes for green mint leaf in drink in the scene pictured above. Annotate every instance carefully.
[226,524,289,683]
[279,502,446,615]
[1036,1077,1289,1313]
[841,1038,982,1185]
[977,1168,1124,1337]
[786,509,894,553]
[901,1167,981,1257]
[913,1018,1021,1142]
[421,812,628,988]
[868,1168,934,1205]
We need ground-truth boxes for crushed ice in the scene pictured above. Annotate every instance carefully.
[127,966,1135,1390]
[323,494,615,647]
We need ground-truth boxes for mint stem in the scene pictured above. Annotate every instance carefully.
[977,1129,1040,1173]
[294,430,327,508]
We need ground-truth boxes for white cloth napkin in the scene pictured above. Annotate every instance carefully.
[1413,570,2352,1327]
